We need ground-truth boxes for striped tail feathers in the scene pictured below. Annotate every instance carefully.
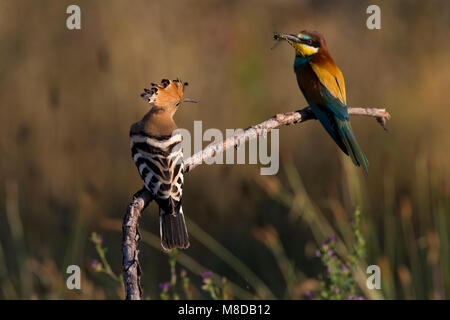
[159,156,189,250]
[160,206,190,250]
[337,119,369,174]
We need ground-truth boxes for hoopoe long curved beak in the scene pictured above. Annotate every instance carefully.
[182,98,197,103]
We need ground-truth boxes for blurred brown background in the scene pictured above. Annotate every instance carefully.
[0,0,449,299]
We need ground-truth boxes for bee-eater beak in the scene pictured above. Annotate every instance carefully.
[273,33,302,44]
[182,98,197,103]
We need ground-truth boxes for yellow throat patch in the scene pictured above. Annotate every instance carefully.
[293,42,319,57]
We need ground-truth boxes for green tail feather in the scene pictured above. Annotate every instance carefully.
[337,119,369,174]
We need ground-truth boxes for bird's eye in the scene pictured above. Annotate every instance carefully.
[305,39,313,45]
[176,102,180,107]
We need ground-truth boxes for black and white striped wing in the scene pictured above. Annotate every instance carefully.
[130,132,184,208]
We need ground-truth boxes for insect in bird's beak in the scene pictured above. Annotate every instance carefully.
[182,98,197,104]
[273,32,302,44]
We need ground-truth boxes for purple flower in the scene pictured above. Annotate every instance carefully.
[341,264,349,273]
[315,250,321,257]
[347,295,365,300]
[328,235,337,243]
[91,232,104,245]
[201,271,214,282]
[158,282,170,291]
[305,291,315,299]
[90,260,102,271]
[327,250,334,256]
[326,267,332,274]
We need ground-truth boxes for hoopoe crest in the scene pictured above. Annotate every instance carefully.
[141,78,192,109]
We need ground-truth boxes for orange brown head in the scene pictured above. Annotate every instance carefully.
[141,79,196,112]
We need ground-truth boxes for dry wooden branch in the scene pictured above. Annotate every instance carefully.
[122,105,391,300]
[122,188,152,300]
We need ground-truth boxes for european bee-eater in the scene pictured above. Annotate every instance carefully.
[275,30,368,173]
[130,79,196,250]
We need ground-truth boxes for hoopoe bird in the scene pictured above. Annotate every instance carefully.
[130,79,196,250]
[275,30,369,173]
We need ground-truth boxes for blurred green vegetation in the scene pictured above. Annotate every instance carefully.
[0,0,449,299]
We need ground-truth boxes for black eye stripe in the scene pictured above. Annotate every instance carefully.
[301,39,320,48]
